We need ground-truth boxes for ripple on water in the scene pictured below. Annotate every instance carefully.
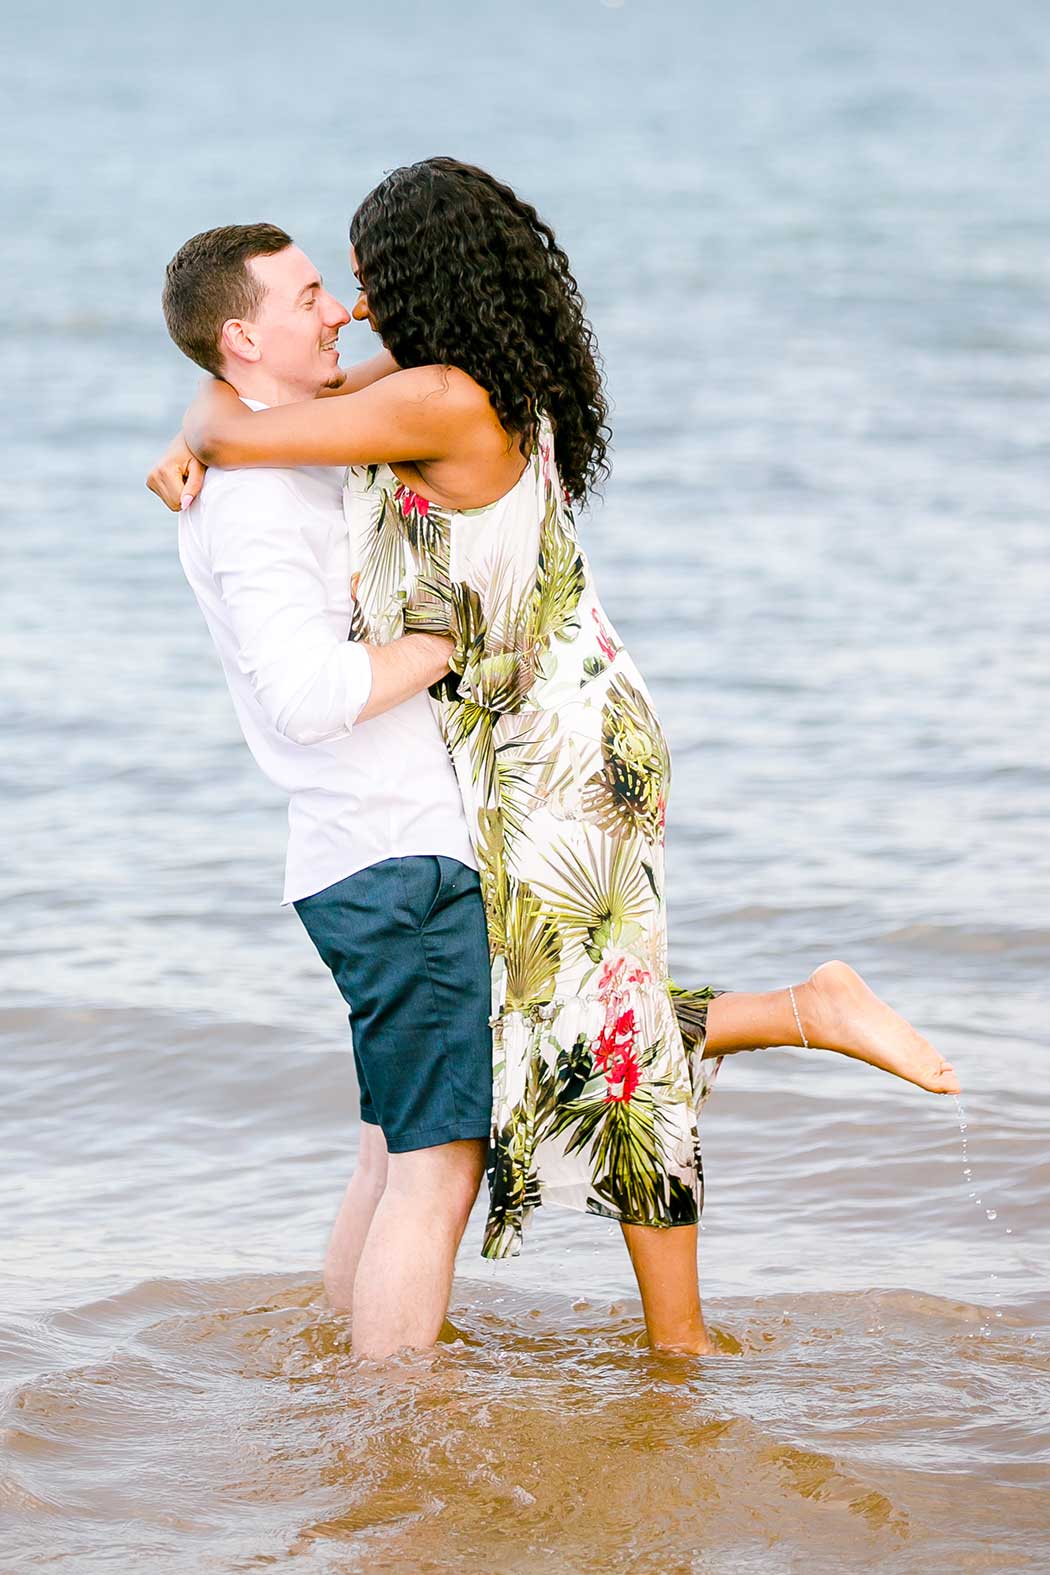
[1,1274,1047,1574]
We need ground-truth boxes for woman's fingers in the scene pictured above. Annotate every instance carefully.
[146,433,204,512]
[146,457,184,511]
[180,456,207,510]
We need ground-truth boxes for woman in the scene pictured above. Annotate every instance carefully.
[152,158,958,1354]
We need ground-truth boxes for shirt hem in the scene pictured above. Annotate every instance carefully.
[282,840,478,905]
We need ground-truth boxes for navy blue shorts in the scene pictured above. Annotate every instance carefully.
[294,856,492,1153]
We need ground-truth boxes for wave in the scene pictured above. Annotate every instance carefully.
[2,1273,1045,1572]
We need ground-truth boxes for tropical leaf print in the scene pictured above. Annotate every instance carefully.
[466,808,507,967]
[460,649,535,717]
[531,832,653,964]
[502,881,561,1012]
[392,483,448,571]
[582,675,670,844]
[444,580,486,670]
[482,1037,559,1259]
[347,593,367,645]
[445,698,499,803]
[668,983,722,1058]
[525,489,586,651]
[356,492,410,641]
[590,1088,680,1225]
[547,1048,679,1225]
[492,711,560,844]
[342,418,724,1260]
[554,1032,594,1104]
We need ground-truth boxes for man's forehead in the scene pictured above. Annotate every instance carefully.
[248,244,321,295]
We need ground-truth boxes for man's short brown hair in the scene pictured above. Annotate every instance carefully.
[162,222,294,377]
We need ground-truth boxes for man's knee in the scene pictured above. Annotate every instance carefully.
[354,1123,390,1194]
[386,1137,487,1224]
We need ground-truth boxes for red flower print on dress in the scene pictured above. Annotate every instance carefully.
[592,953,652,1102]
[593,1004,635,1069]
[598,954,651,996]
[605,1044,641,1102]
[394,483,431,520]
[591,606,618,663]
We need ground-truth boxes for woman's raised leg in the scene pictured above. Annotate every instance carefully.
[702,960,960,1093]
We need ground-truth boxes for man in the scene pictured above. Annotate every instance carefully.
[152,224,491,1360]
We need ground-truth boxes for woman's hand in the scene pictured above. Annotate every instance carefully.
[147,431,207,512]
[146,378,251,508]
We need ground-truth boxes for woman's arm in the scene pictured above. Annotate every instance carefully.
[316,347,400,398]
[185,364,485,470]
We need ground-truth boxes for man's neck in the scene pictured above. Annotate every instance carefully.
[224,368,320,408]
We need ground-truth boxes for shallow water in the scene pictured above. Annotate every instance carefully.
[3,1,1050,1570]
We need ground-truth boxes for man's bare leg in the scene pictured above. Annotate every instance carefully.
[702,960,960,1094]
[351,1137,487,1360]
[324,1123,389,1311]
[621,1223,715,1355]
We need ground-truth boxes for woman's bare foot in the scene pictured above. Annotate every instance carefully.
[794,961,961,1094]
[650,1331,719,1357]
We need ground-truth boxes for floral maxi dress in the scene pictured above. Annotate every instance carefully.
[344,417,723,1259]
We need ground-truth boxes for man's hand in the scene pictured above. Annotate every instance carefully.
[147,432,207,512]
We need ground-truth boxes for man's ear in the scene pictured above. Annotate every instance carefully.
[220,318,262,365]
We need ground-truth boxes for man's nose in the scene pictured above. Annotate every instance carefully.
[325,293,352,329]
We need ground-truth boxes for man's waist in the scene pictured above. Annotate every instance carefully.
[282,821,477,906]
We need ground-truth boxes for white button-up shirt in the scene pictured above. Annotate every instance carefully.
[178,403,475,903]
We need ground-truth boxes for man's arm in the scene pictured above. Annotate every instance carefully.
[200,471,449,742]
[356,633,452,723]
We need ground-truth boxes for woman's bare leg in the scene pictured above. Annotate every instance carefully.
[621,1222,715,1355]
[702,960,960,1094]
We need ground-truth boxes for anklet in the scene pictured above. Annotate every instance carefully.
[788,984,810,1049]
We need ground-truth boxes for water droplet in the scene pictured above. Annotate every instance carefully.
[985,1209,997,1221]
[1006,1228,1013,1235]
[995,1310,1003,1318]
[963,1168,972,1179]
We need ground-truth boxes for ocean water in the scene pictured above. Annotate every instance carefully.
[2,1,1049,1570]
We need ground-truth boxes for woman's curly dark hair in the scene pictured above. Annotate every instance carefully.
[349,157,610,503]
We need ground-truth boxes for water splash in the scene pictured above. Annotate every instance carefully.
[954,1095,1011,1334]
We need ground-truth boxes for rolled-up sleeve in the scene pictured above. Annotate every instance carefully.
[206,473,373,745]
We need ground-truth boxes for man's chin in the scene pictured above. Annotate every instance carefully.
[321,366,347,392]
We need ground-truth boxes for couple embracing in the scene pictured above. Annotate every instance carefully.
[149,157,958,1361]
